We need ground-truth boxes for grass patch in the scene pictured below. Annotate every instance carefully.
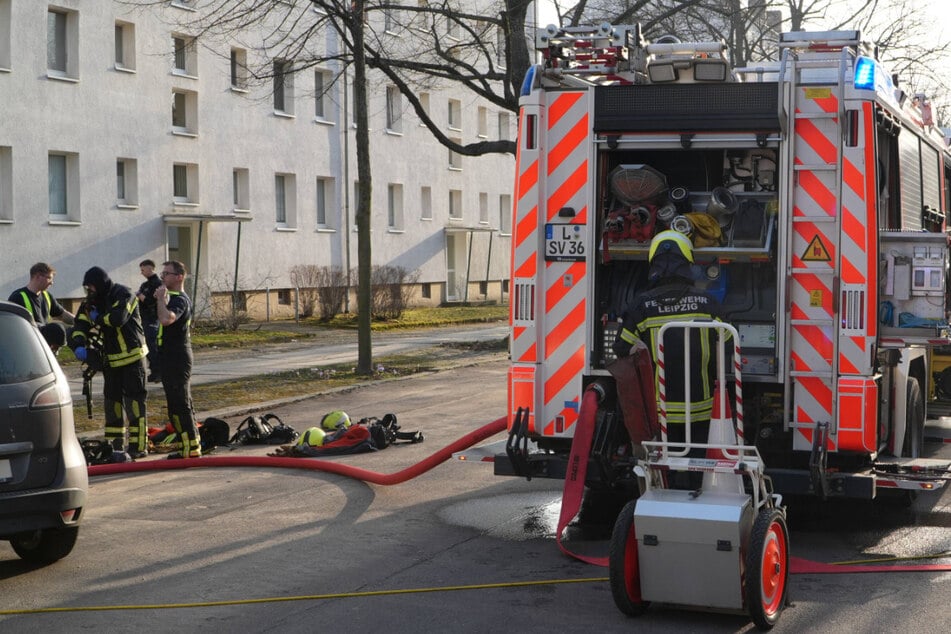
[71,344,506,435]
[313,304,508,331]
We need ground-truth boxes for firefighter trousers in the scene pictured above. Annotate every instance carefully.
[160,351,200,457]
[102,359,148,453]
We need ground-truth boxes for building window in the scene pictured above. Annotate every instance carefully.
[172,34,197,77]
[448,138,463,170]
[420,186,432,220]
[477,106,488,138]
[388,183,403,230]
[414,0,431,31]
[314,70,331,119]
[277,289,292,305]
[495,26,506,67]
[47,8,77,79]
[0,146,11,221]
[421,282,431,299]
[449,189,462,220]
[419,92,430,125]
[499,194,511,234]
[274,59,294,115]
[48,152,78,219]
[498,112,511,141]
[233,167,249,211]
[479,192,488,224]
[116,158,138,207]
[172,90,198,135]
[479,281,488,296]
[230,47,248,90]
[446,16,461,39]
[114,21,136,71]
[275,173,297,227]
[384,7,399,33]
[316,177,332,228]
[448,99,461,130]
[173,162,198,205]
[386,85,402,132]
[0,0,11,71]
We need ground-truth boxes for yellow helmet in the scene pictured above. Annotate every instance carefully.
[648,229,694,263]
[320,410,351,431]
[296,427,327,447]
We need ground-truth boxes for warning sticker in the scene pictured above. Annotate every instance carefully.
[810,290,823,307]
[802,235,831,262]
[805,87,832,100]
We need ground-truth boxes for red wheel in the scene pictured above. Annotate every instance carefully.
[745,508,789,630]
[608,500,649,616]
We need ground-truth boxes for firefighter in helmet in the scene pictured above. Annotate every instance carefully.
[69,266,149,457]
[613,230,728,475]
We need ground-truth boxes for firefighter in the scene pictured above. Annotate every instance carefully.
[154,260,201,459]
[613,230,727,482]
[70,266,149,457]
[7,262,74,351]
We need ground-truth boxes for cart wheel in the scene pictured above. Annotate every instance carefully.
[608,500,649,616]
[745,508,789,630]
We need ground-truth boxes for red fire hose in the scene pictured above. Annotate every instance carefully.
[88,417,507,484]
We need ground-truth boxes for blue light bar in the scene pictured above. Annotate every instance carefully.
[520,65,537,97]
[854,57,876,90]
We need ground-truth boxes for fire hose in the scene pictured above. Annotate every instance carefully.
[88,416,507,483]
[87,414,951,575]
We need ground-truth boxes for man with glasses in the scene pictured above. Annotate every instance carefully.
[155,260,201,459]
[7,262,74,351]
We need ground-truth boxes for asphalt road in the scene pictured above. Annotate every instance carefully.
[2,358,950,633]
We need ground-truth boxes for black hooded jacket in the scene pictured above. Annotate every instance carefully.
[70,266,147,368]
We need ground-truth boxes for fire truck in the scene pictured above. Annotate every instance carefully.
[497,24,951,500]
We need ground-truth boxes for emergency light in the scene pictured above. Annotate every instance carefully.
[520,65,537,97]
[853,56,876,90]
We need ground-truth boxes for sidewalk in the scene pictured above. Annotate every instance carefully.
[70,321,509,424]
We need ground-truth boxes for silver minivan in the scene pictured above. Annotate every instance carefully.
[0,300,87,564]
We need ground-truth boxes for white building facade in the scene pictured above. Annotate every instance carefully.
[0,0,515,318]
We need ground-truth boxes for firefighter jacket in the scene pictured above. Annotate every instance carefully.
[614,278,726,424]
[70,285,148,369]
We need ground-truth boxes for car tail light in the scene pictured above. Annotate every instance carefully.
[31,380,70,409]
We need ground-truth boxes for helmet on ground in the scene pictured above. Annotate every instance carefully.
[648,229,694,263]
[297,427,327,447]
[320,410,351,431]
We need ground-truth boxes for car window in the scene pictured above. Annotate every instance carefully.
[0,312,53,384]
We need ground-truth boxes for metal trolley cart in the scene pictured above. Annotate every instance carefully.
[609,322,790,630]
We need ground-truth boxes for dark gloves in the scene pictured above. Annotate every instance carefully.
[612,339,632,359]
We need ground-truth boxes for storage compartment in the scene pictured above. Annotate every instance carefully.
[634,488,752,610]
[879,231,951,347]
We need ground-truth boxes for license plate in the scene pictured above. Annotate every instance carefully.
[0,458,11,481]
[545,223,587,262]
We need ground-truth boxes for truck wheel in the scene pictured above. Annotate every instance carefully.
[11,526,79,564]
[608,500,648,616]
[903,378,924,458]
[745,508,788,630]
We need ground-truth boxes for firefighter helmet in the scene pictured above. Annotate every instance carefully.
[648,230,694,263]
[321,410,351,431]
[297,427,327,447]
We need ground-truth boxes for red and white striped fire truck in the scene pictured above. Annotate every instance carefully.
[497,24,951,499]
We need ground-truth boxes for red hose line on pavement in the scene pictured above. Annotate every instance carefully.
[88,417,507,483]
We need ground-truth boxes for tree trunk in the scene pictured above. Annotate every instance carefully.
[352,1,373,375]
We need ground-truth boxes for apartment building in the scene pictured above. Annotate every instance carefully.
[0,1,515,318]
